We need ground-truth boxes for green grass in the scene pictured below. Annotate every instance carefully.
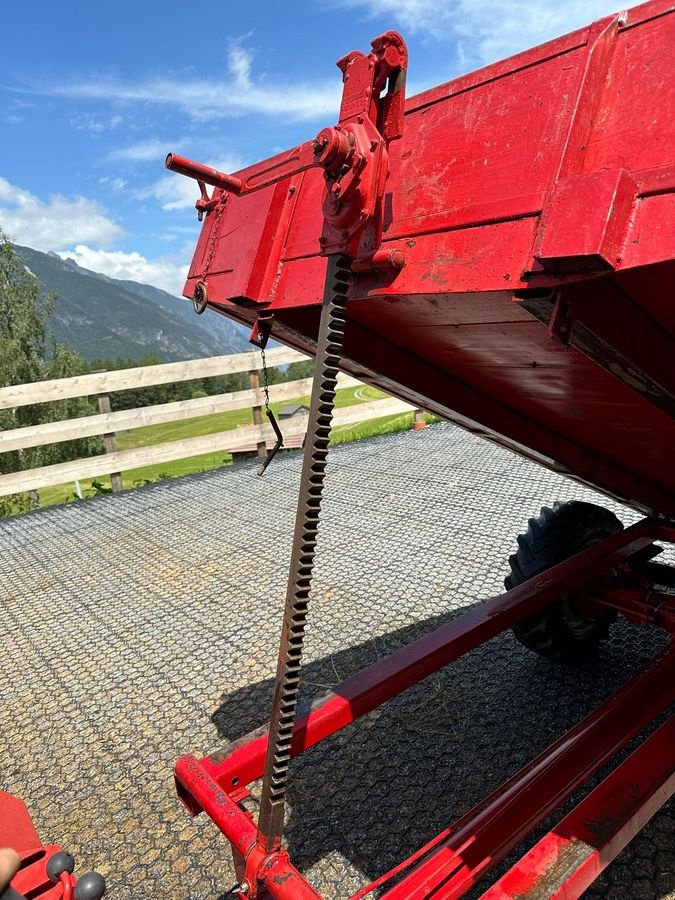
[27,386,438,512]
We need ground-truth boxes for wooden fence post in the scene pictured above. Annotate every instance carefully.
[413,408,426,430]
[248,370,268,458]
[97,391,123,492]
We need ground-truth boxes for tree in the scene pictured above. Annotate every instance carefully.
[285,360,314,382]
[0,234,102,516]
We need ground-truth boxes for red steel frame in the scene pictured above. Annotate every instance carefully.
[175,518,675,898]
[482,716,675,899]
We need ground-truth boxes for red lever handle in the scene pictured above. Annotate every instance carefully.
[165,154,244,195]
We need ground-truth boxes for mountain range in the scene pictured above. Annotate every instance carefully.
[15,244,250,362]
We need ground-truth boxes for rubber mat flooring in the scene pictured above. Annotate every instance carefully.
[0,423,672,899]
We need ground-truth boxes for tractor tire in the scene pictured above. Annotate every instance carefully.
[505,501,623,662]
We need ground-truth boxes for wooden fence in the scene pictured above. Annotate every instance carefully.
[0,347,417,498]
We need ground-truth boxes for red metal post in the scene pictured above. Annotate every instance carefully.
[174,756,321,900]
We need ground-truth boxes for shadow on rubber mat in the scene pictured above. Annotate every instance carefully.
[210,607,672,897]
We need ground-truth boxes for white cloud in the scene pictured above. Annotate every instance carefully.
[99,176,127,192]
[228,42,253,88]
[141,154,245,210]
[0,177,124,250]
[35,39,341,122]
[327,0,624,65]
[56,245,190,296]
[108,138,180,163]
[70,113,124,133]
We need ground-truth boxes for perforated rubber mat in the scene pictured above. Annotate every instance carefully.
[0,423,672,899]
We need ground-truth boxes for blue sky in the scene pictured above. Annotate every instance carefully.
[1,0,622,295]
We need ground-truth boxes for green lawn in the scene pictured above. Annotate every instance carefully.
[31,385,437,511]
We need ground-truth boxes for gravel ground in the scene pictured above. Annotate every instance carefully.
[0,422,672,899]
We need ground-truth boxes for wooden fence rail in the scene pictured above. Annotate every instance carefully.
[0,346,304,410]
[0,347,417,499]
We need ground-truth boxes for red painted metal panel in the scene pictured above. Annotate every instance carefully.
[0,791,40,853]
[174,0,675,519]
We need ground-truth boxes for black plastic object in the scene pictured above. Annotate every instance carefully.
[46,850,75,882]
[74,871,107,900]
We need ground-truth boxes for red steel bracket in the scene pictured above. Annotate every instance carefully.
[535,168,638,274]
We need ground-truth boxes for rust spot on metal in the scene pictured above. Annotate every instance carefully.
[509,838,593,898]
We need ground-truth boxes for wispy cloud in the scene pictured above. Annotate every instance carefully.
[325,0,624,65]
[56,244,189,296]
[3,98,32,126]
[0,177,124,250]
[29,41,341,123]
[99,175,128,192]
[70,113,124,134]
[108,138,182,163]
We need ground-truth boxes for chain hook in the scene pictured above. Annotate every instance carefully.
[249,313,284,476]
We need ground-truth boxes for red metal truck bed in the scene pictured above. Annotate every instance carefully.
[178,0,675,518]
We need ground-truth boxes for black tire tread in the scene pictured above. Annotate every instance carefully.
[505,501,623,662]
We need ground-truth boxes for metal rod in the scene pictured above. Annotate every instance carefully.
[165,153,244,195]
[175,644,674,900]
[375,645,675,899]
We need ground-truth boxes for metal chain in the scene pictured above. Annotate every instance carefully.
[260,346,272,416]
[201,191,227,282]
